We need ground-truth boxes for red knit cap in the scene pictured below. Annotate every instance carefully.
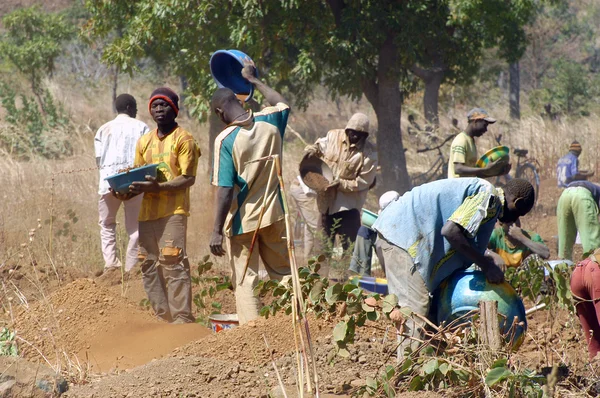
[148,87,179,116]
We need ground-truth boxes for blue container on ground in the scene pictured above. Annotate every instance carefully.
[349,276,389,294]
[104,164,158,194]
[432,269,527,349]
[210,49,258,102]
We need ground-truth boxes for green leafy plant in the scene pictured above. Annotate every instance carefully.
[0,327,18,356]
[0,82,72,160]
[255,255,398,357]
[505,256,573,311]
[45,209,79,242]
[485,359,544,397]
[139,298,152,311]
[191,255,232,327]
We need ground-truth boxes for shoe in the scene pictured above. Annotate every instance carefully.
[97,267,123,286]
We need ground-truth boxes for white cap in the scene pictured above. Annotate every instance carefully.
[379,191,399,211]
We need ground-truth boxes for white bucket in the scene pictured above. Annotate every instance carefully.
[208,314,239,333]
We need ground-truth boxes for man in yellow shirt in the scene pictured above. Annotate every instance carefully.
[448,108,510,179]
[128,87,200,324]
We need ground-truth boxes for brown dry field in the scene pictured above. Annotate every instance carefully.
[2,2,600,396]
[1,175,599,397]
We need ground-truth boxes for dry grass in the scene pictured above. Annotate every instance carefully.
[3,74,599,279]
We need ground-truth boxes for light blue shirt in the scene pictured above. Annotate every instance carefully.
[373,178,503,290]
[556,152,579,188]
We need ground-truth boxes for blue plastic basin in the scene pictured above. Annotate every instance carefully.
[432,269,527,349]
[105,164,158,194]
[349,276,389,294]
[210,49,258,102]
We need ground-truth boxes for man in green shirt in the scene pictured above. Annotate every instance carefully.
[487,219,550,269]
[448,108,510,179]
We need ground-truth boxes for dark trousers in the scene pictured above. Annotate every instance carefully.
[323,209,361,252]
[349,226,377,275]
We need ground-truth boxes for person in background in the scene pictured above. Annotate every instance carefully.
[95,94,149,279]
[571,248,600,360]
[304,113,378,252]
[557,180,600,260]
[209,63,291,325]
[448,108,510,179]
[372,178,535,358]
[349,190,399,276]
[289,176,320,260]
[487,219,550,270]
[557,141,594,188]
[127,87,200,324]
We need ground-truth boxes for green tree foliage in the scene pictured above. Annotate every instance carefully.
[83,0,415,192]
[410,0,538,123]
[531,58,598,116]
[0,6,74,109]
[0,7,74,159]
[83,0,541,192]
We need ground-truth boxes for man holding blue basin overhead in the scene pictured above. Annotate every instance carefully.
[372,178,535,358]
[209,62,291,325]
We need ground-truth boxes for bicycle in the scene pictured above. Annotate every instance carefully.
[493,134,541,204]
[410,133,456,187]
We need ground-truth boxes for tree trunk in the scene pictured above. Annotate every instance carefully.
[111,66,118,113]
[410,65,444,127]
[423,70,444,126]
[179,75,189,118]
[509,62,520,120]
[366,36,411,194]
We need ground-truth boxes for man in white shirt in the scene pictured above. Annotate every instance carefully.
[95,94,149,277]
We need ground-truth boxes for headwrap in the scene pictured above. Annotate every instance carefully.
[570,141,582,152]
[345,113,370,134]
[148,87,179,116]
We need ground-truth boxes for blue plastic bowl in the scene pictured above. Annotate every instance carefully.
[349,276,389,294]
[210,49,258,102]
[104,164,158,194]
[432,269,527,349]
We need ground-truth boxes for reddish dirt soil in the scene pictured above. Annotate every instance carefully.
[2,178,597,397]
[11,279,210,373]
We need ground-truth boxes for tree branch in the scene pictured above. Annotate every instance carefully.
[360,77,378,110]
[410,64,431,80]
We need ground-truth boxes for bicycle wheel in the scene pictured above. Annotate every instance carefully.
[516,163,540,204]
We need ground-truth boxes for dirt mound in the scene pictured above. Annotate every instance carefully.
[183,313,335,367]
[12,278,210,372]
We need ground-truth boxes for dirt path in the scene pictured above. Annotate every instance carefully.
[11,279,210,373]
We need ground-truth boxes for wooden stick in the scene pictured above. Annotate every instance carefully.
[239,156,276,285]
[274,155,320,397]
[244,155,306,396]
[263,334,289,398]
[525,302,546,315]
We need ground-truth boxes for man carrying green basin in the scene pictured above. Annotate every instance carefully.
[372,178,535,358]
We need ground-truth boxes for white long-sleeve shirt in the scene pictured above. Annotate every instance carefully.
[94,114,149,195]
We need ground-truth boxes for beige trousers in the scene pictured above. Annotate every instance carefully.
[289,183,321,259]
[138,214,194,323]
[98,193,143,271]
[228,219,291,324]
